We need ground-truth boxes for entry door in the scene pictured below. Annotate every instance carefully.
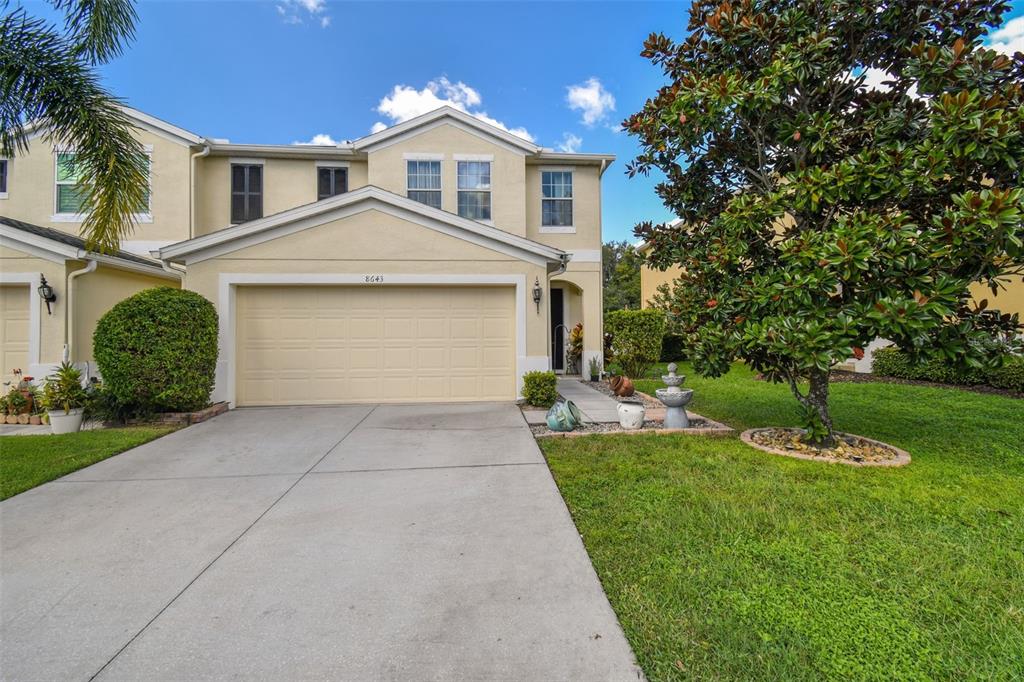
[550,288,564,372]
[235,285,516,405]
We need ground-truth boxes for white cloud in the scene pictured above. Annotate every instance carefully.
[276,0,330,28]
[557,133,583,153]
[566,77,616,127]
[851,67,920,100]
[989,15,1024,55]
[295,133,340,145]
[369,77,534,141]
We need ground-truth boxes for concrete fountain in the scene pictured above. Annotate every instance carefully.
[655,362,694,428]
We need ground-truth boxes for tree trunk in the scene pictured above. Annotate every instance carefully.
[788,368,836,448]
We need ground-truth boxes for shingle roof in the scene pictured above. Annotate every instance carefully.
[0,216,161,267]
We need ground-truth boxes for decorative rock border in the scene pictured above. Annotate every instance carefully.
[126,401,229,427]
[533,412,734,439]
[739,428,911,467]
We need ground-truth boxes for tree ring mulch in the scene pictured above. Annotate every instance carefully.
[740,427,911,467]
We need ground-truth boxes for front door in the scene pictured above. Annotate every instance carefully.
[550,288,564,372]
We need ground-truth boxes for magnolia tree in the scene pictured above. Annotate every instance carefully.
[628,1,1024,446]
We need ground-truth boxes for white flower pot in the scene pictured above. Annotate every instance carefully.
[616,402,645,430]
[48,408,84,435]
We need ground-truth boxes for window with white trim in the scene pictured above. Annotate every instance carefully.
[317,166,348,200]
[56,152,150,215]
[407,160,441,209]
[231,163,263,223]
[456,161,491,221]
[541,170,573,227]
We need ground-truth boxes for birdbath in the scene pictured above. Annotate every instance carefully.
[655,363,694,429]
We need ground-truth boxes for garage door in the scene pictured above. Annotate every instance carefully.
[0,285,30,384]
[235,286,516,405]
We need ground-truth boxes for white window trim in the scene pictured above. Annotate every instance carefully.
[456,159,493,224]
[314,160,350,168]
[215,273,529,407]
[52,147,153,221]
[539,167,575,233]
[406,158,442,208]
[402,152,444,161]
[0,158,9,199]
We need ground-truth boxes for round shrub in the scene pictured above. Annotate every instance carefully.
[93,287,218,413]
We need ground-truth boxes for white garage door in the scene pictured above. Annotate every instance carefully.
[235,285,516,406]
[0,285,30,385]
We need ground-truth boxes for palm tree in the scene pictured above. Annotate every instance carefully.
[1,0,148,253]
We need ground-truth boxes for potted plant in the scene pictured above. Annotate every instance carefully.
[567,323,583,375]
[5,388,27,424]
[585,356,602,382]
[41,362,89,434]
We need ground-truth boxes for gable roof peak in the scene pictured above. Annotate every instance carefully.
[352,106,541,155]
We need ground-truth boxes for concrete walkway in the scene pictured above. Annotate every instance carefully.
[556,377,622,423]
[1,403,641,681]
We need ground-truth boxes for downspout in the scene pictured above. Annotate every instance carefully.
[65,258,97,363]
[189,143,211,239]
[160,259,185,278]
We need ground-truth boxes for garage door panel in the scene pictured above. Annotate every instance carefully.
[236,286,515,405]
[1,285,30,384]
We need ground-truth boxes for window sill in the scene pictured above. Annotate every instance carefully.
[0,193,7,200]
[50,213,153,224]
[539,225,576,234]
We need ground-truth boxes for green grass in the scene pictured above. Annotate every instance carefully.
[541,363,1024,681]
[0,427,175,500]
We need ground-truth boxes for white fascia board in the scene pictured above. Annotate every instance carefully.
[160,186,566,266]
[209,143,357,159]
[0,228,77,263]
[120,107,205,146]
[88,253,179,279]
[353,107,540,155]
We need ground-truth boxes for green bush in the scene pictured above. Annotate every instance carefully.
[605,309,666,379]
[522,370,558,407]
[872,347,1023,392]
[94,287,218,414]
[660,333,688,362]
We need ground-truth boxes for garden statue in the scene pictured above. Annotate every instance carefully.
[546,398,582,432]
[656,363,693,429]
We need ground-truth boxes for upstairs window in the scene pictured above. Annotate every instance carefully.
[541,170,573,227]
[457,161,491,221]
[407,160,441,209]
[231,163,263,223]
[56,152,150,215]
[0,159,7,195]
[317,166,348,200]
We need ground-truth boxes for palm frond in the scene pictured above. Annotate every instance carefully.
[52,0,138,64]
[0,8,147,253]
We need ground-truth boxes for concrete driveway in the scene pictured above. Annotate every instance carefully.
[0,403,641,681]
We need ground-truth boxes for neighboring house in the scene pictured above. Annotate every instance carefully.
[0,106,612,405]
[638,222,1024,373]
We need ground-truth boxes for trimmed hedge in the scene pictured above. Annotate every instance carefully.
[522,371,558,407]
[872,347,1024,392]
[94,287,218,414]
[605,309,666,379]
[660,333,688,362]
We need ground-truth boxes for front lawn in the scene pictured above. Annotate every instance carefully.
[0,427,175,500]
[541,363,1023,680]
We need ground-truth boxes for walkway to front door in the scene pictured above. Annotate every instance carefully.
[1,402,640,680]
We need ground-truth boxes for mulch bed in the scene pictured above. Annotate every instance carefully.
[740,427,911,467]
[531,414,734,439]
[583,380,662,408]
[828,370,1022,399]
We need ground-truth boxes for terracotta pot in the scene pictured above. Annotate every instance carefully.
[610,375,635,397]
[29,415,42,425]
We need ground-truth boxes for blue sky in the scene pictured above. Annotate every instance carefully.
[24,0,1024,242]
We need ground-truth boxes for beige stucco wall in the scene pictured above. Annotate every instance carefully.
[194,156,368,236]
[0,129,191,244]
[0,245,65,371]
[641,263,683,308]
[72,265,178,364]
[525,165,602,253]
[969,276,1024,319]
[553,264,602,356]
[366,123,527,237]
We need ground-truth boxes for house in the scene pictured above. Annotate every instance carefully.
[638,222,1024,373]
[0,106,612,405]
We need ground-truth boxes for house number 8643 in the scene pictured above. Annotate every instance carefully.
[364,275,384,283]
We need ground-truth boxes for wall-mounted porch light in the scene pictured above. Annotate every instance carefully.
[532,277,543,314]
[37,275,56,315]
